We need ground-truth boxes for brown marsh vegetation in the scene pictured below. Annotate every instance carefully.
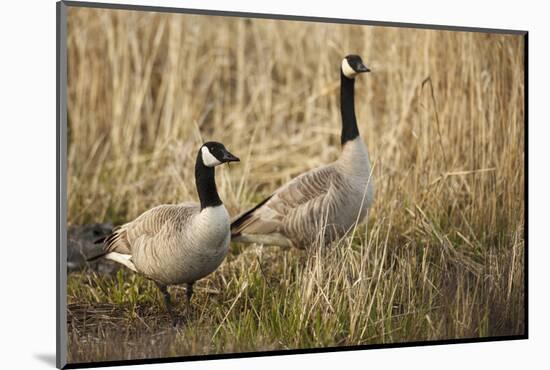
[66,7,525,364]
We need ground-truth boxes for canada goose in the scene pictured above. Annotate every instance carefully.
[89,142,240,324]
[231,55,374,249]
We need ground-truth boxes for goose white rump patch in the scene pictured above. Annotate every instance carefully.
[201,146,222,167]
[105,252,137,272]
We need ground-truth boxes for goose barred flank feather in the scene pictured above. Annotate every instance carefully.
[231,149,373,249]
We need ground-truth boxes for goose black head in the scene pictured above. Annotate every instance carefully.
[200,141,240,168]
[342,54,370,79]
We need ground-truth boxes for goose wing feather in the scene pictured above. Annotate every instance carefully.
[232,165,344,237]
[103,203,199,255]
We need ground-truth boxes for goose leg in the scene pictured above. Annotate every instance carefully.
[185,282,194,316]
[185,282,194,303]
[156,283,177,326]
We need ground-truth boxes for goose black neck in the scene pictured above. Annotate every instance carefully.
[340,71,360,145]
[195,152,222,210]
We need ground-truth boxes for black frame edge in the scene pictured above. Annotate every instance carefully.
[57,1,69,369]
[61,0,527,35]
[64,334,527,369]
[523,32,529,338]
[56,2,61,367]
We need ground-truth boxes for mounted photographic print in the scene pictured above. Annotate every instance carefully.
[56,1,528,368]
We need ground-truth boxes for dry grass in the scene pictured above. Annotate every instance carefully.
[66,7,525,364]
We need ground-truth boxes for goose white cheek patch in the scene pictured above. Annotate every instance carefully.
[201,146,222,167]
[342,58,357,78]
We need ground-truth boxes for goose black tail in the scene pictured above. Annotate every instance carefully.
[231,194,273,237]
[93,235,107,244]
[86,251,108,262]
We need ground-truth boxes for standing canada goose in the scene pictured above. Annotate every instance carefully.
[231,55,374,249]
[89,142,240,324]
